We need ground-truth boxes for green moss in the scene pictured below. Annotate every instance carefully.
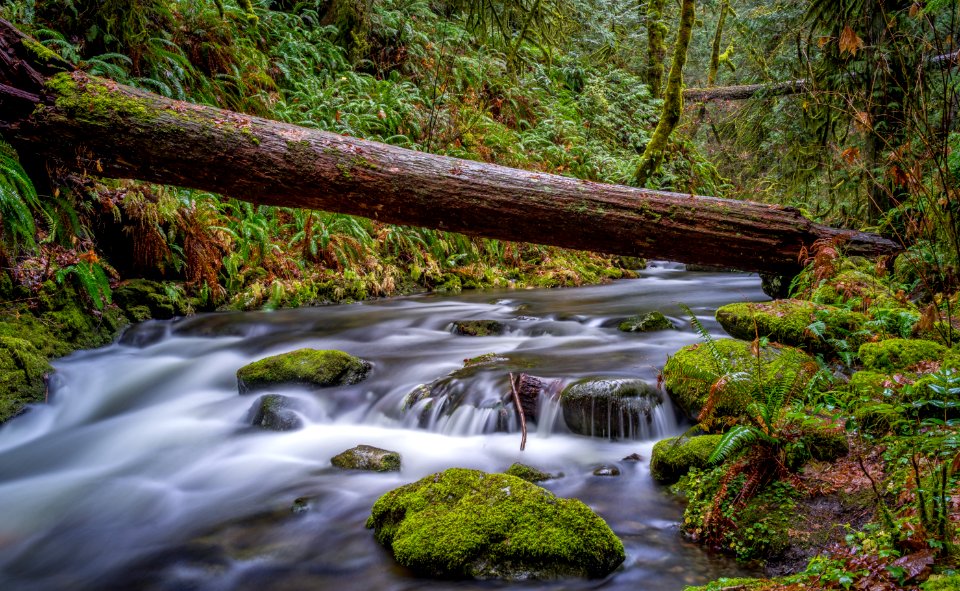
[504,462,552,482]
[922,574,960,591]
[236,348,371,393]
[46,72,154,126]
[683,578,774,591]
[716,299,868,354]
[858,338,947,372]
[21,37,64,65]
[650,435,722,484]
[0,336,53,422]
[366,468,625,579]
[662,338,819,421]
[811,269,906,313]
[618,311,674,332]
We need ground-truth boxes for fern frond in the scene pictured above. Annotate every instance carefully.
[708,425,760,465]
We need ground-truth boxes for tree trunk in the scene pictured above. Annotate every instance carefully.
[635,0,696,185]
[0,19,900,277]
[645,0,667,98]
[707,0,729,87]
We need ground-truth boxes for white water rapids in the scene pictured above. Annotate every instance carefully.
[0,263,768,590]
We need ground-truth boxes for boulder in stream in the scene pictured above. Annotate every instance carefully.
[617,311,674,332]
[366,468,625,579]
[560,378,662,439]
[650,435,722,484]
[249,394,303,431]
[504,462,554,482]
[451,320,505,336]
[331,444,402,472]
[237,348,371,394]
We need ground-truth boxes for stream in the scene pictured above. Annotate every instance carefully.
[0,263,769,590]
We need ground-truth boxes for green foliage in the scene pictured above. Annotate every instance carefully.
[55,258,113,311]
[0,139,40,257]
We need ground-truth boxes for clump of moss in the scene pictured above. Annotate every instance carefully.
[921,574,960,591]
[662,338,819,421]
[236,348,371,393]
[366,468,625,579]
[716,299,868,354]
[858,338,947,372]
[618,311,674,332]
[650,435,722,484]
[0,336,53,422]
[683,578,775,591]
[504,462,553,482]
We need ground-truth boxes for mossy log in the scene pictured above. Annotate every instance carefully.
[0,19,900,275]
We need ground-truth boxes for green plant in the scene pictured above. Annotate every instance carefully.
[0,139,40,258]
[55,255,113,311]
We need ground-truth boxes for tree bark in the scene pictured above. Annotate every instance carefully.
[645,0,667,99]
[0,19,900,277]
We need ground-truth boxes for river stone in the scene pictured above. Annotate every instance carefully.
[452,320,505,336]
[661,338,819,422]
[331,445,402,472]
[650,435,722,484]
[560,378,662,439]
[592,465,620,477]
[236,348,371,394]
[113,278,187,320]
[366,468,625,579]
[618,311,674,333]
[249,394,303,431]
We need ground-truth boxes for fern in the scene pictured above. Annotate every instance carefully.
[708,425,762,465]
[56,260,113,311]
[0,139,40,256]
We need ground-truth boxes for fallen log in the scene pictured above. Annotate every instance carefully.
[0,19,900,276]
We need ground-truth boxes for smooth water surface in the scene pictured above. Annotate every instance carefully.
[0,264,768,590]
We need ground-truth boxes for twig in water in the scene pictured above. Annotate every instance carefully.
[509,372,527,451]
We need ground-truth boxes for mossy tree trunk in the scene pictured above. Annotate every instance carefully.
[706,0,728,87]
[635,0,696,185]
[645,0,667,98]
[0,18,901,276]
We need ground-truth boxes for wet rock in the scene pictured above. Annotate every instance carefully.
[622,453,643,462]
[662,339,819,422]
[650,435,722,484]
[452,320,505,336]
[236,348,371,394]
[560,378,662,439]
[366,468,625,579]
[504,462,553,482]
[592,465,620,477]
[331,444,401,472]
[249,394,303,431]
[617,311,674,333]
[716,299,869,355]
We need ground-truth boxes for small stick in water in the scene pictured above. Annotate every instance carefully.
[509,372,528,451]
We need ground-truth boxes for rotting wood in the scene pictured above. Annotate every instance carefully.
[0,18,901,276]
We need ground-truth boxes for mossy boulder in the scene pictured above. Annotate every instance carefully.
[504,462,553,483]
[650,435,722,484]
[331,445,401,472]
[662,339,819,422]
[715,299,868,354]
[801,422,848,462]
[858,338,947,372]
[0,336,54,422]
[113,279,188,320]
[921,574,960,591]
[249,394,303,431]
[618,311,674,332]
[236,348,371,394]
[452,320,505,336]
[811,268,903,311]
[560,378,662,439]
[366,468,625,579]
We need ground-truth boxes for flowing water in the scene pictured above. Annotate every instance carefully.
[0,264,769,590]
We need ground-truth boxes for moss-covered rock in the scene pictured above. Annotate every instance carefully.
[560,378,662,439]
[331,444,401,472]
[858,338,947,372]
[113,279,189,320]
[811,268,904,312]
[366,468,625,579]
[799,420,848,462]
[662,339,819,422]
[921,574,960,591]
[650,435,722,484]
[683,577,775,591]
[0,337,54,422]
[249,394,303,431]
[618,311,674,332]
[236,348,371,394]
[716,299,868,354]
[504,463,553,482]
[451,320,505,336]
